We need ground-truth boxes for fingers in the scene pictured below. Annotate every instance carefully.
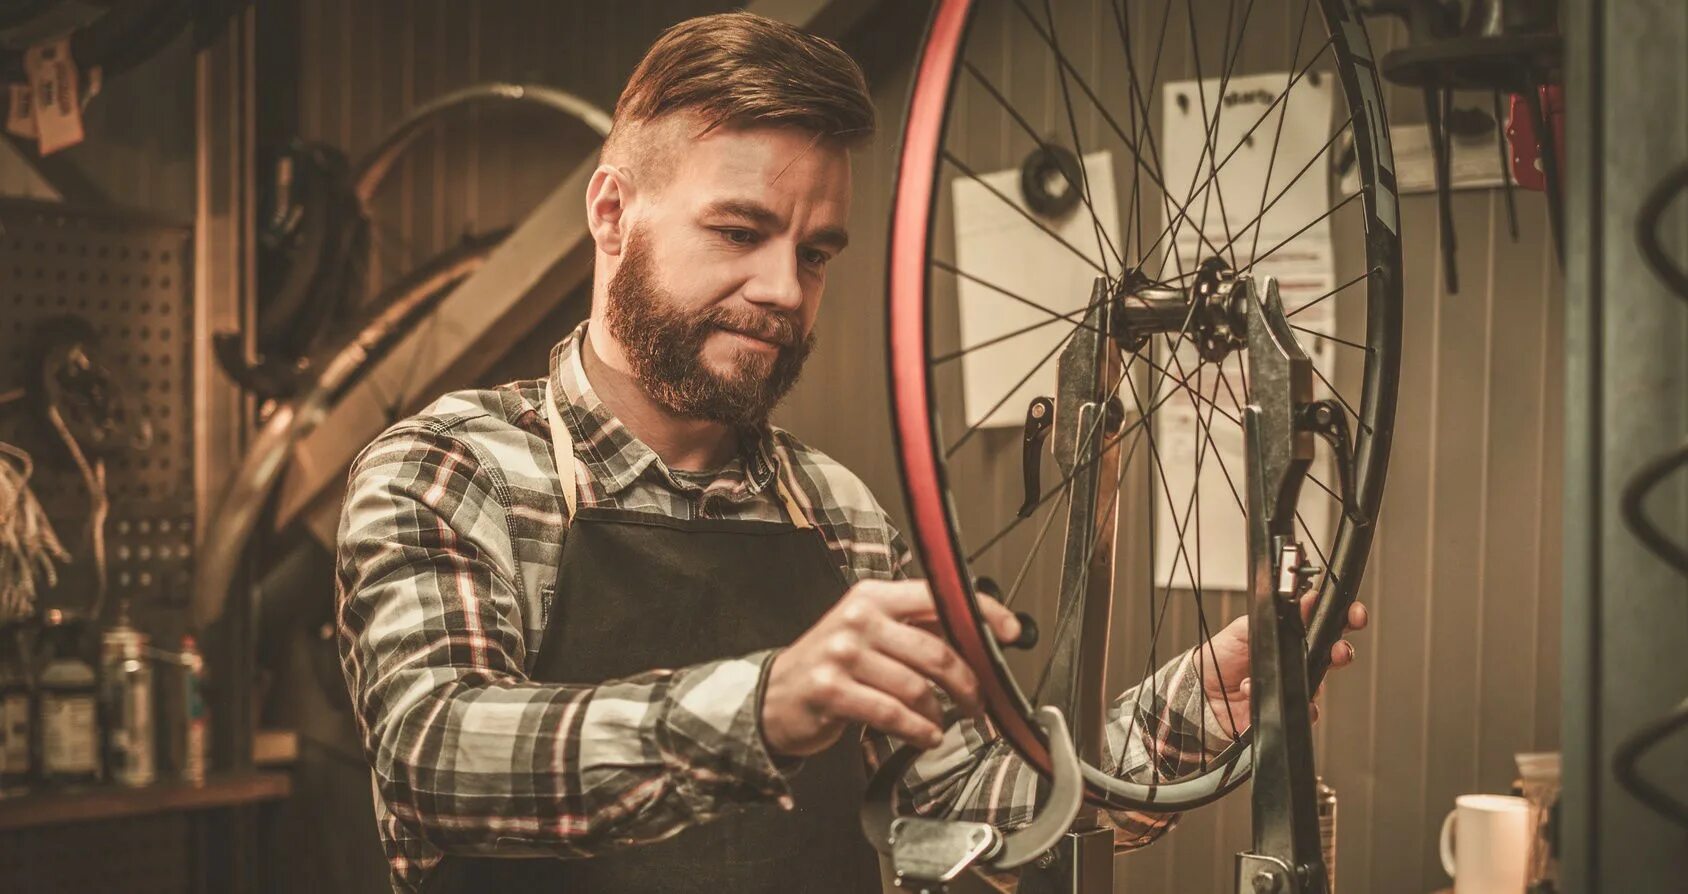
[863,613,981,715]
[1297,595,1371,634]
[1346,602,1370,631]
[822,676,945,748]
[974,593,1023,643]
[830,581,985,716]
[847,649,946,731]
[864,580,1022,644]
[1329,639,1358,668]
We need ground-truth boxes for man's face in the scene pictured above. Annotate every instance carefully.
[603,123,852,427]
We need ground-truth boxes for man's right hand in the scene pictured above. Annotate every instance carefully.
[760,580,1022,758]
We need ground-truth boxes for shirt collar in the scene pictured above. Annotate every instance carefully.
[545,322,782,500]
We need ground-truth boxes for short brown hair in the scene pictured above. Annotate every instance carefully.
[603,12,875,176]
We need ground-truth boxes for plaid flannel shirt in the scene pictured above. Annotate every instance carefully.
[336,324,1233,892]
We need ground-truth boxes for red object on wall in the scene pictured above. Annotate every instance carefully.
[1507,85,1564,192]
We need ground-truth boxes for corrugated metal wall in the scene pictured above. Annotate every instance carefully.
[285,3,1563,893]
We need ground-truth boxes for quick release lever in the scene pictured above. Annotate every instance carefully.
[1298,398,1366,527]
[1017,396,1054,519]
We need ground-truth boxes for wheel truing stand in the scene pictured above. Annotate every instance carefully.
[862,274,1350,894]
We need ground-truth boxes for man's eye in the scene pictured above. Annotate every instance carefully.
[800,248,830,267]
[720,228,757,245]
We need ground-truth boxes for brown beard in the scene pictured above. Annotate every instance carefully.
[603,228,815,427]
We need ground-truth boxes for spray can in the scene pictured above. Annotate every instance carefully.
[99,605,155,787]
[1317,776,1338,893]
[37,610,99,785]
[178,635,206,784]
[156,635,207,783]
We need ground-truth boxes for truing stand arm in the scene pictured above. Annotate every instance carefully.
[859,706,1087,893]
[1236,276,1330,894]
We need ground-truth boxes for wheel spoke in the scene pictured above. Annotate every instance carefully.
[1286,265,1378,319]
[960,60,1124,272]
[1214,116,1354,262]
[1219,366,1248,416]
[1149,0,1258,280]
[1290,322,1373,354]
[1037,0,1124,276]
[943,151,1110,276]
[1296,510,1338,590]
[1004,487,1072,610]
[1247,0,1316,266]
[1306,471,1343,505]
[1166,348,1248,520]
[1136,351,1243,427]
[944,323,1078,460]
[1306,360,1370,435]
[1139,36,1337,270]
[940,274,1118,459]
[1176,0,1250,271]
[967,351,1169,568]
[931,304,1096,366]
[1009,0,1233,263]
[1116,360,1234,778]
[933,258,1109,340]
[1241,188,1360,275]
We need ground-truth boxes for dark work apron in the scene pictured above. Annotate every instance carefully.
[420,384,879,893]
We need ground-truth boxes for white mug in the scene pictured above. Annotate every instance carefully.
[1439,794,1531,894]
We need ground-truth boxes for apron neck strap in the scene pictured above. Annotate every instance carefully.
[543,382,812,530]
[544,382,582,520]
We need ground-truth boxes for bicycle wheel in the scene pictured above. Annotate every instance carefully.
[889,0,1399,811]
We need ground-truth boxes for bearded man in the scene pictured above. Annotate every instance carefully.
[336,12,1366,894]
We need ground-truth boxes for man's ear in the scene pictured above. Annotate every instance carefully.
[586,164,632,255]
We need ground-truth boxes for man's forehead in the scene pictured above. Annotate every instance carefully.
[673,124,852,214]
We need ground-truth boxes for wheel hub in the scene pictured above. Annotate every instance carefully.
[1110,258,1248,363]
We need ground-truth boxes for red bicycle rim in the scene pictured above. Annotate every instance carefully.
[887,0,1052,777]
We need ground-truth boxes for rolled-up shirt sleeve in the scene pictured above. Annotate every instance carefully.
[335,424,793,864]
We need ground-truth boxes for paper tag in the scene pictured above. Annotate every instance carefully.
[5,83,36,138]
[24,38,85,155]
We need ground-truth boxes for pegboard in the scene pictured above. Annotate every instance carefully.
[0,198,196,628]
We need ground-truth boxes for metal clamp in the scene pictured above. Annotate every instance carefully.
[860,706,1086,892]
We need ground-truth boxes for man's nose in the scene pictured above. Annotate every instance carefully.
[741,246,804,311]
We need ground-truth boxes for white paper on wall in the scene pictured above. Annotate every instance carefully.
[1153,71,1339,593]
[950,150,1122,430]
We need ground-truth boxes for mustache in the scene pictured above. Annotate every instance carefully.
[703,308,801,348]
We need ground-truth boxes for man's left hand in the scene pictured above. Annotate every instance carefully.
[1198,594,1369,739]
